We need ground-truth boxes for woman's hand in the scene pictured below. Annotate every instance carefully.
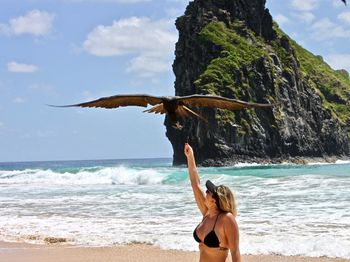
[184,143,207,215]
[184,143,194,159]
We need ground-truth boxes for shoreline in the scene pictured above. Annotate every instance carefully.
[199,155,350,167]
[1,242,349,262]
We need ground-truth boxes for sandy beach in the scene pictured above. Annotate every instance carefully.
[1,242,349,262]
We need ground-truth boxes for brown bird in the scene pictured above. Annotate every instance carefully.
[51,94,274,129]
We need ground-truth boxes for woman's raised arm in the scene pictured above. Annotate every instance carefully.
[184,143,207,216]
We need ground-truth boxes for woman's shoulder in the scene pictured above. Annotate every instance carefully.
[221,211,235,218]
[221,212,238,225]
[220,212,239,237]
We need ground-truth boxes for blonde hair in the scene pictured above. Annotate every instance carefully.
[215,185,237,216]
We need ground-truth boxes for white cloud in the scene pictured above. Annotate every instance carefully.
[83,17,176,56]
[338,12,350,25]
[13,97,25,104]
[7,62,39,73]
[83,17,177,76]
[0,10,54,36]
[275,14,290,26]
[293,12,315,24]
[309,18,350,41]
[126,53,171,77]
[290,0,318,11]
[325,53,350,71]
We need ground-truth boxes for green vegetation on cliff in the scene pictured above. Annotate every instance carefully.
[195,21,270,131]
[273,25,350,125]
[195,21,268,96]
[195,20,350,136]
[292,42,349,123]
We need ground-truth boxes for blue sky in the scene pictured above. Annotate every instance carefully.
[0,0,349,162]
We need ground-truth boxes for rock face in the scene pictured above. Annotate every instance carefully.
[166,0,350,166]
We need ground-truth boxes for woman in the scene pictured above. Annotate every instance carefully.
[184,143,241,262]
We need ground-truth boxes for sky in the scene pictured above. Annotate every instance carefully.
[0,0,349,162]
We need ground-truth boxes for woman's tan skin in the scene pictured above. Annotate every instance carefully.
[184,143,241,262]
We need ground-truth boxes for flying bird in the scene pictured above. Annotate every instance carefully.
[341,0,347,5]
[51,94,274,129]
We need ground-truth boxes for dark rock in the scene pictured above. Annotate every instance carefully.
[44,237,67,244]
[166,0,350,166]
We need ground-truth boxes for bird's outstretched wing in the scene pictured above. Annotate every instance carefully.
[49,94,163,109]
[341,0,347,5]
[178,95,274,110]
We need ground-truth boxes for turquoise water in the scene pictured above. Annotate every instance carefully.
[0,159,349,258]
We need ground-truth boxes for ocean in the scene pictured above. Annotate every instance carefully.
[0,158,349,258]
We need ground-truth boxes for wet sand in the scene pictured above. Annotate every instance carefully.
[1,242,349,262]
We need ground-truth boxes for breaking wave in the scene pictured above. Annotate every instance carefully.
[0,166,172,186]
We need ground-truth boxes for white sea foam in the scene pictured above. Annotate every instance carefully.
[232,159,350,168]
[0,166,168,186]
[335,160,350,165]
[306,159,350,166]
[241,234,350,258]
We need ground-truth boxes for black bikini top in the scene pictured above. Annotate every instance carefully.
[193,214,220,248]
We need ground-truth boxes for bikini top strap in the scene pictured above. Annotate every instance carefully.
[212,213,220,230]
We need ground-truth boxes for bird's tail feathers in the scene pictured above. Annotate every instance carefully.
[143,103,166,114]
[182,106,208,123]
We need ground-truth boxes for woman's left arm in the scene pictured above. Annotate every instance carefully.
[224,213,241,262]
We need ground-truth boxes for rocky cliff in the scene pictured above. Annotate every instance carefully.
[165,0,350,166]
